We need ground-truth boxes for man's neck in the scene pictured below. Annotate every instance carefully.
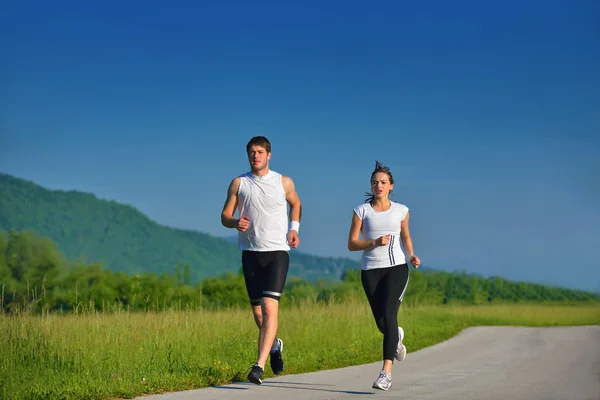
[251,167,270,177]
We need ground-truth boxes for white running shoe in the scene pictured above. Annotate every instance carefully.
[395,326,407,361]
[372,370,392,390]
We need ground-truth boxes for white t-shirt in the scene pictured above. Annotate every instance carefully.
[353,201,409,270]
[237,170,290,252]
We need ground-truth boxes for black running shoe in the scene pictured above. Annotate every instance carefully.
[269,338,284,375]
[247,363,263,385]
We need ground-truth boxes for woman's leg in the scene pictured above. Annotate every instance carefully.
[380,264,409,362]
[361,268,386,334]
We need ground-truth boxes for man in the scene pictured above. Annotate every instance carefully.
[221,136,302,385]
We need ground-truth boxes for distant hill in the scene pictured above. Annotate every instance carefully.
[0,173,359,282]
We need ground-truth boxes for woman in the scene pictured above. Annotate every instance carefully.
[347,160,421,391]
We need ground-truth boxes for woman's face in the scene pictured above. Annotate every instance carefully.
[371,171,394,199]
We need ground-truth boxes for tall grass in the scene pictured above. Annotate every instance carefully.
[2,299,599,400]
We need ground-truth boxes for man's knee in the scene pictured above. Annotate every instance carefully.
[261,297,280,317]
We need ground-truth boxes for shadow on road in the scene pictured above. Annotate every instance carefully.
[212,380,374,396]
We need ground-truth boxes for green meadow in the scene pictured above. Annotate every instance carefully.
[2,300,599,400]
[2,230,599,399]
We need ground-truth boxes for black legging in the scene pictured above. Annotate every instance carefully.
[361,264,409,361]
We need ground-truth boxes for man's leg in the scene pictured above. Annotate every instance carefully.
[260,251,289,375]
[256,296,279,368]
[242,251,268,385]
[251,304,263,328]
[250,303,263,357]
[249,304,281,358]
[243,250,263,328]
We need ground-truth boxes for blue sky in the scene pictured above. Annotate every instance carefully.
[2,0,599,292]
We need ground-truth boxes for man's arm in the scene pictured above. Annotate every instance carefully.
[282,175,301,248]
[221,177,241,229]
[282,176,301,224]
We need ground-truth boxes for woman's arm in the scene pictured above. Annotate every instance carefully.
[400,212,420,267]
[348,212,389,251]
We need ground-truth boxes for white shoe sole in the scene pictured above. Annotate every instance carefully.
[395,326,407,361]
[372,383,391,391]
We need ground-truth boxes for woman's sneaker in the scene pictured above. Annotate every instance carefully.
[395,326,407,361]
[372,370,392,390]
[247,363,264,385]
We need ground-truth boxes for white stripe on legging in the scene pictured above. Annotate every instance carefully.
[399,274,409,302]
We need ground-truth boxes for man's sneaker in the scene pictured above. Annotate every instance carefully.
[247,364,263,385]
[372,370,392,390]
[395,326,407,362]
[269,338,284,375]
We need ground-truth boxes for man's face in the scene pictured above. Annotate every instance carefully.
[248,145,271,172]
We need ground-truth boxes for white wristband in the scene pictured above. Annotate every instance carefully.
[289,221,300,233]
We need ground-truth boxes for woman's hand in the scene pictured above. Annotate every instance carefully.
[409,254,420,268]
[375,234,391,247]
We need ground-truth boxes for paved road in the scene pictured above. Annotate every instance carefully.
[136,326,600,400]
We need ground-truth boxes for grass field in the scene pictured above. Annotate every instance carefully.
[2,300,599,400]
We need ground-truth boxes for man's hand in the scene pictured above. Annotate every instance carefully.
[288,230,300,248]
[237,216,250,232]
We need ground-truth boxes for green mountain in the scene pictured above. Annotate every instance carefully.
[0,173,359,282]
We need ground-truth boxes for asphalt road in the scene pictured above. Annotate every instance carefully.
[135,325,600,400]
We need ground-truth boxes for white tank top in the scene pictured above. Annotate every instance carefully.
[237,170,290,252]
[353,201,409,270]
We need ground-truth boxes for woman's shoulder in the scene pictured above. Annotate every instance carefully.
[391,201,409,219]
[352,202,371,217]
[391,201,409,212]
[354,202,371,211]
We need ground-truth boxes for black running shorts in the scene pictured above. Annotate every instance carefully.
[242,250,290,305]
